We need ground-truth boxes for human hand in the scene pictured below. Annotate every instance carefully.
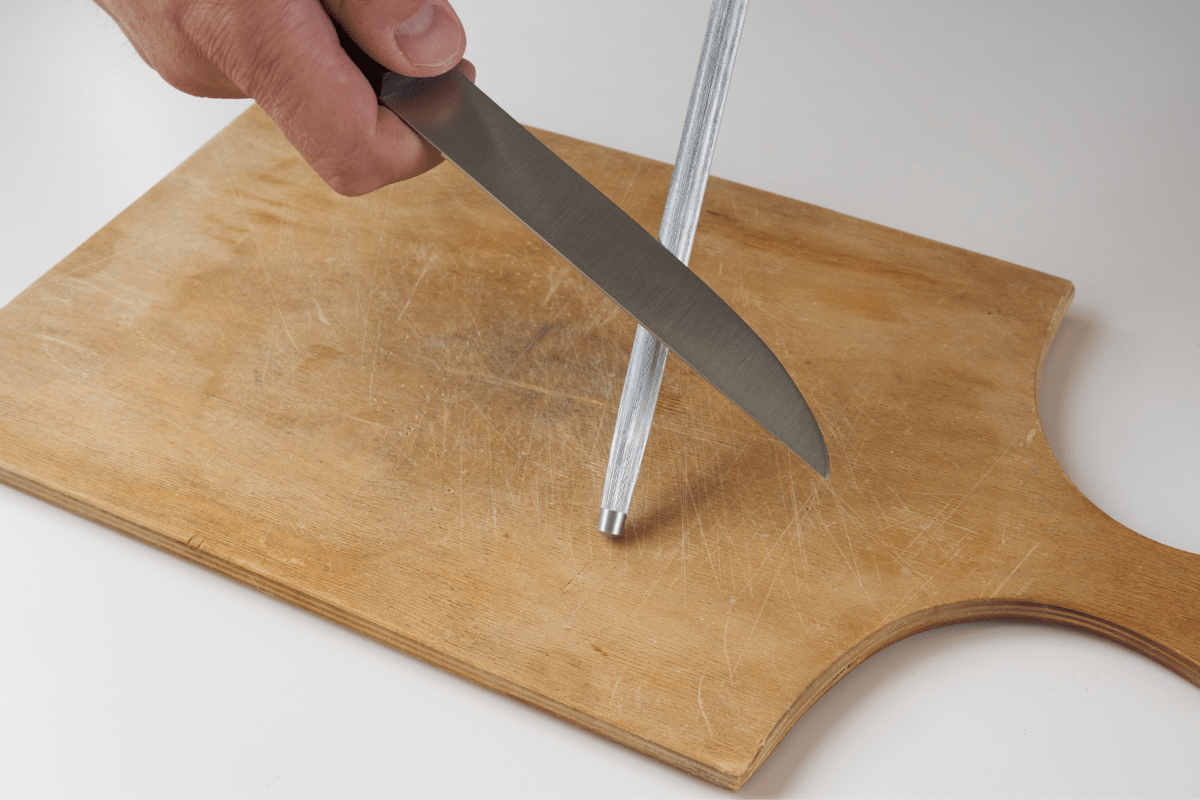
[93,0,474,195]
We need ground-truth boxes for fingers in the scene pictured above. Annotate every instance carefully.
[246,0,473,194]
[92,0,472,195]
[234,0,446,195]
[323,0,466,77]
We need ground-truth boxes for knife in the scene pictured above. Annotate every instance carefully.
[336,24,830,481]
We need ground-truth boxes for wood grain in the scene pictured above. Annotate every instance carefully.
[1,106,1196,790]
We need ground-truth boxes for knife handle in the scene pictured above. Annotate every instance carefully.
[332,18,424,102]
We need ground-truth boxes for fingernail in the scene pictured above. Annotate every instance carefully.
[396,1,462,70]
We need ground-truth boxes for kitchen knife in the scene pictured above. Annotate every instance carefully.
[336,26,830,479]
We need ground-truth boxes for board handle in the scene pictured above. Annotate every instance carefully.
[992,471,1200,685]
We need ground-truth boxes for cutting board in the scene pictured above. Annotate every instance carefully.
[1,106,1196,790]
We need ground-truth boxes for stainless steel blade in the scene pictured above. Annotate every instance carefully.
[374,67,829,478]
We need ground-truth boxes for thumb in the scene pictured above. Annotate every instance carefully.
[324,0,466,77]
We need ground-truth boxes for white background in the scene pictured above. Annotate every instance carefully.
[2,2,1198,796]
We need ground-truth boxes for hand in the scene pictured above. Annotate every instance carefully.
[93,0,474,195]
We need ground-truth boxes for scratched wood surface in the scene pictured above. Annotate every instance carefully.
[1,106,1197,790]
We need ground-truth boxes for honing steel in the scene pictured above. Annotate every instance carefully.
[599,0,766,539]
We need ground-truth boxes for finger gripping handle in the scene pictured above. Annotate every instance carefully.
[333,19,425,102]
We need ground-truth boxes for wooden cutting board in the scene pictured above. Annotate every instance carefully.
[1,106,1196,790]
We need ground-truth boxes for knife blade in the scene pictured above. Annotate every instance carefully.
[337,27,830,479]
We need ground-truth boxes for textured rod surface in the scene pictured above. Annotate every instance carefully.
[599,0,751,536]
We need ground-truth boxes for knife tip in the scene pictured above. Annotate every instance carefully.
[793,429,830,480]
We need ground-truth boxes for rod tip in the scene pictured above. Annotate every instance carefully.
[597,508,627,538]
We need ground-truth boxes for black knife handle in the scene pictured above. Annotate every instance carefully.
[333,18,426,102]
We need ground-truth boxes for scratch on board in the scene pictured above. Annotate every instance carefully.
[608,667,628,708]
[58,234,174,279]
[564,593,588,628]
[730,550,787,678]
[897,441,1015,561]
[697,675,714,736]
[990,543,1040,598]
[561,565,588,593]
[441,366,605,408]
[614,156,645,208]
[680,456,688,609]
[722,602,736,681]
[883,526,976,617]
[458,441,465,550]
[395,262,430,324]
[633,540,684,617]
[783,453,815,593]
[312,298,329,324]
[807,481,869,597]
[541,267,563,306]
[32,332,98,358]
[222,170,299,353]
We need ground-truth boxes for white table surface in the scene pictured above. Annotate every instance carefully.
[3,2,1198,796]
